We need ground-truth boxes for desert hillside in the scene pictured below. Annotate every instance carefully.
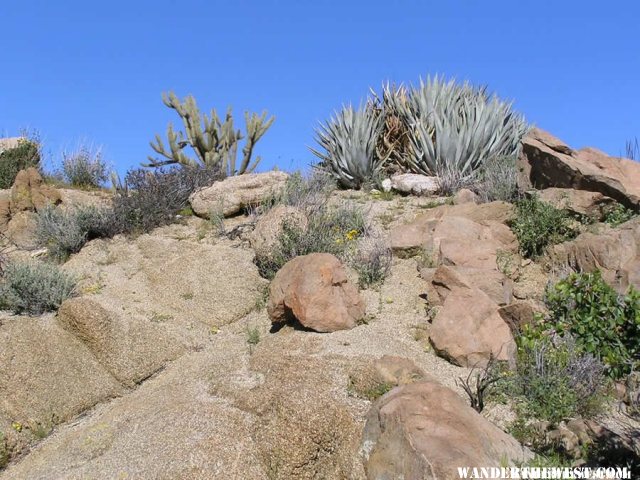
[0,80,639,479]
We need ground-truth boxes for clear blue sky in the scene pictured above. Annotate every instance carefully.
[2,0,639,176]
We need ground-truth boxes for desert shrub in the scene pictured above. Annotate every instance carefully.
[475,155,519,202]
[501,330,607,424]
[510,195,578,258]
[0,138,41,188]
[545,271,640,379]
[113,165,223,234]
[385,76,529,183]
[254,172,391,286]
[0,261,77,315]
[255,203,366,279]
[36,205,118,261]
[60,145,109,188]
[348,233,392,289]
[260,170,336,215]
[602,202,637,227]
[311,104,386,189]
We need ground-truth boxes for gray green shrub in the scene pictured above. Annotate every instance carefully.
[476,155,519,202]
[60,145,109,188]
[498,331,607,425]
[0,261,77,315]
[36,205,117,261]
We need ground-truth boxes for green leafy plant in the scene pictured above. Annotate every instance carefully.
[0,261,77,315]
[0,138,41,189]
[147,91,274,176]
[545,271,640,379]
[384,76,529,182]
[60,144,109,188]
[510,195,578,258]
[602,202,637,227]
[310,104,386,189]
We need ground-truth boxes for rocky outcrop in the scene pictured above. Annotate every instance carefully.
[518,128,640,209]
[428,266,515,367]
[549,218,640,292]
[391,205,517,270]
[10,167,61,214]
[361,381,532,479]
[267,253,365,332]
[189,171,289,218]
[536,187,616,220]
[58,297,191,386]
[0,315,123,442]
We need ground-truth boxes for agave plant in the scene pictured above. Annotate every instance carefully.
[386,76,529,181]
[310,104,386,189]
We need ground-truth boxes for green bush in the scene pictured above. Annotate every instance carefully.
[545,271,640,379]
[36,205,118,261]
[60,146,109,188]
[510,195,578,258]
[602,202,637,227]
[0,139,41,188]
[113,165,223,234]
[0,261,77,315]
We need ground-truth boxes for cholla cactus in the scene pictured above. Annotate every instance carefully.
[146,91,274,176]
[310,104,386,189]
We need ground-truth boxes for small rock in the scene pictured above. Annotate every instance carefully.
[381,178,392,192]
[453,188,479,205]
[390,173,439,196]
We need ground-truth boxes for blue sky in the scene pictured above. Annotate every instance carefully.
[1,0,639,176]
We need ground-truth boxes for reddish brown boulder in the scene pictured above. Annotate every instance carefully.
[267,253,365,332]
[361,381,532,479]
[428,266,515,367]
[518,128,640,209]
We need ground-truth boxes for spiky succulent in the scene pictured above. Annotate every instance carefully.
[310,104,385,189]
[385,76,529,180]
